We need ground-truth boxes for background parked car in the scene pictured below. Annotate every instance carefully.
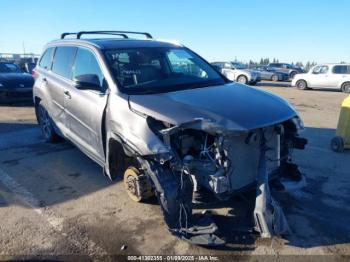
[0,62,34,103]
[292,64,350,93]
[268,63,305,79]
[250,65,289,81]
[211,61,260,85]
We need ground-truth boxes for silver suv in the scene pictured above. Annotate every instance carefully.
[33,31,307,246]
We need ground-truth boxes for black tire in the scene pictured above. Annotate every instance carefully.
[290,71,298,79]
[237,75,248,84]
[341,82,350,93]
[331,136,344,153]
[296,80,308,90]
[36,103,60,143]
[271,74,279,82]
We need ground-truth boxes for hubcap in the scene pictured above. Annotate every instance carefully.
[238,77,246,83]
[298,82,305,89]
[345,85,350,93]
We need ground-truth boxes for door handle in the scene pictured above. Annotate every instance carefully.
[64,90,71,99]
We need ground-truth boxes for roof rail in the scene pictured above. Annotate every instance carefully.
[60,32,77,39]
[60,31,153,39]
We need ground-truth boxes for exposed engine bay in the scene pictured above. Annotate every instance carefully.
[125,116,307,246]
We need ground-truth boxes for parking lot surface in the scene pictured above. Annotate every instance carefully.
[0,82,349,259]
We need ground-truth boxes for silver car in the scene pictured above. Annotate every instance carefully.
[33,31,307,246]
[211,62,260,85]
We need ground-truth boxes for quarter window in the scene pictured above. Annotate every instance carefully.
[52,46,77,79]
[333,65,350,74]
[39,47,55,70]
[72,48,104,88]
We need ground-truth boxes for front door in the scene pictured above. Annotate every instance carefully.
[64,47,108,163]
[308,65,329,88]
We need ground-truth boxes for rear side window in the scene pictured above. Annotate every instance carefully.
[39,47,55,70]
[333,65,350,74]
[52,46,77,79]
[72,48,104,86]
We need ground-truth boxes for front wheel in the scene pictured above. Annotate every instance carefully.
[341,82,350,93]
[271,74,279,82]
[296,80,308,90]
[237,75,248,84]
[36,103,60,143]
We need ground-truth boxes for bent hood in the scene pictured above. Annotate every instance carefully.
[129,83,297,132]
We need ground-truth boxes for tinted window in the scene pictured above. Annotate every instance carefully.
[333,65,350,74]
[72,48,104,87]
[39,47,55,69]
[52,46,77,79]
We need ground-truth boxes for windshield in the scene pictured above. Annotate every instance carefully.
[230,62,246,69]
[104,47,226,94]
[0,63,22,73]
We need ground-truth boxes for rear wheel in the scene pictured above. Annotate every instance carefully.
[237,75,248,84]
[36,103,60,142]
[331,136,344,153]
[296,80,308,90]
[341,82,350,93]
[271,74,279,82]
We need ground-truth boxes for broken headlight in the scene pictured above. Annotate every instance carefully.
[291,116,304,131]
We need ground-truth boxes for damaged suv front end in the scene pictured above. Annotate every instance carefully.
[103,44,307,246]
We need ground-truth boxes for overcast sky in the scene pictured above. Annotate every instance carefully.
[1,0,349,63]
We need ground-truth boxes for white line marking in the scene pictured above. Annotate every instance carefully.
[0,167,108,255]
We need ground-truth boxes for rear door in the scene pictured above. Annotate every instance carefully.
[329,65,350,88]
[64,47,108,163]
[47,46,77,135]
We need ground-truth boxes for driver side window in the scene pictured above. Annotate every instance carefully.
[313,66,328,74]
[72,47,106,91]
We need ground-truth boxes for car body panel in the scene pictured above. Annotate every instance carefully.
[129,83,297,135]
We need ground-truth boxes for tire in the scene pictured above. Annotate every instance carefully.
[331,136,344,153]
[36,103,60,143]
[237,75,248,84]
[296,80,308,90]
[290,71,298,79]
[341,82,350,93]
[271,74,279,82]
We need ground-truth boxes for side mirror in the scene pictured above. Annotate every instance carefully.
[74,74,101,91]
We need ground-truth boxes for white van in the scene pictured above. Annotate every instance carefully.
[292,64,350,93]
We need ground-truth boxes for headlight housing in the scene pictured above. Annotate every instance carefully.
[0,83,3,87]
[292,116,305,131]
